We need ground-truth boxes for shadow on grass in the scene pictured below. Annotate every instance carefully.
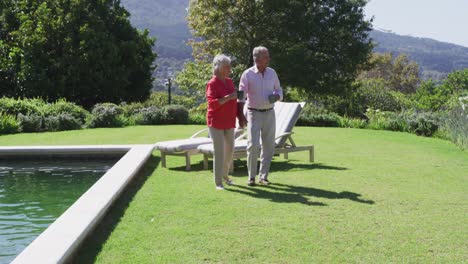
[169,159,348,175]
[230,160,348,177]
[70,155,160,264]
[226,183,374,206]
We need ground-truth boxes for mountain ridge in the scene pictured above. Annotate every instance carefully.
[120,0,468,83]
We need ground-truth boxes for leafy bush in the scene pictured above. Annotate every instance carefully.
[353,79,407,114]
[42,99,89,125]
[43,114,82,131]
[146,92,198,109]
[440,103,468,149]
[297,105,341,127]
[121,102,147,117]
[17,113,43,132]
[0,113,20,134]
[135,106,164,125]
[0,97,44,116]
[338,117,367,129]
[162,105,189,124]
[188,113,206,125]
[189,102,207,116]
[88,103,125,128]
[402,111,440,137]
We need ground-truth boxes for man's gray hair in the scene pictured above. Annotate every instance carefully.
[253,46,269,60]
[212,54,231,74]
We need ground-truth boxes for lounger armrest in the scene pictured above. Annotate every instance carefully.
[235,132,248,140]
[190,128,209,138]
[275,132,294,141]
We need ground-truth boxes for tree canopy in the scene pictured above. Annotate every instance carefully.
[186,0,373,97]
[358,53,420,94]
[0,0,156,107]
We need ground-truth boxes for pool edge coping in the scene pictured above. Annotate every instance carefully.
[8,144,155,264]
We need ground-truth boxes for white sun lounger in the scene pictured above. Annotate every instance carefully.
[197,102,314,172]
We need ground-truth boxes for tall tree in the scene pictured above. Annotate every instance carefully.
[359,53,420,94]
[186,0,373,97]
[0,0,156,108]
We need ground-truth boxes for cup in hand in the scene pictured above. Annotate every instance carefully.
[268,94,277,103]
[237,90,244,100]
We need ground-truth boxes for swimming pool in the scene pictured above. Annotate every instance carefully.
[0,159,118,263]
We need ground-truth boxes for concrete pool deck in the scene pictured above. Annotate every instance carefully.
[1,144,155,264]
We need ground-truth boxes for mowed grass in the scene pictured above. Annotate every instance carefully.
[1,126,467,263]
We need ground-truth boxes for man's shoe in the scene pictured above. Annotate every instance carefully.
[224,178,234,186]
[259,179,271,185]
[247,179,256,186]
[216,185,225,190]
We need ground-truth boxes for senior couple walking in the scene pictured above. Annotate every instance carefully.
[206,46,283,190]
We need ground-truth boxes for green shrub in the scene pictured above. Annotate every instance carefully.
[188,113,206,125]
[146,92,198,109]
[298,113,341,127]
[121,102,147,117]
[338,117,367,129]
[43,114,82,131]
[162,105,189,124]
[43,99,89,125]
[0,97,44,116]
[0,113,20,134]
[353,79,406,114]
[441,104,468,149]
[88,103,125,128]
[17,113,43,132]
[189,102,207,116]
[402,111,440,137]
[135,106,164,125]
[298,104,341,127]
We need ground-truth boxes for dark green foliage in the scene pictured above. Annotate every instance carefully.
[124,103,190,125]
[403,111,440,137]
[17,113,43,133]
[0,0,156,107]
[188,0,373,97]
[352,79,410,115]
[146,92,198,109]
[88,103,125,128]
[358,53,420,94]
[442,104,468,150]
[135,106,165,125]
[413,69,468,111]
[297,105,341,127]
[188,113,205,125]
[0,97,44,116]
[42,99,89,125]
[366,108,441,137]
[43,114,82,132]
[162,105,188,124]
[0,113,20,134]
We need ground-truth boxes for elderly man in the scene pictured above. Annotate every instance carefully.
[239,46,283,186]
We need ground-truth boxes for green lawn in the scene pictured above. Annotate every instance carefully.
[2,126,467,263]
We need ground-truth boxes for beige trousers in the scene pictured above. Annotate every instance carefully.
[209,127,235,186]
[246,109,276,180]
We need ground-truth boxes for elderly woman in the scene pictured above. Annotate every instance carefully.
[206,54,238,190]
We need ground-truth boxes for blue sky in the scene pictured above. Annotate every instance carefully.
[364,0,468,47]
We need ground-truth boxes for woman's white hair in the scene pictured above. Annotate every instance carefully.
[253,46,268,60]
[212,54,231,74]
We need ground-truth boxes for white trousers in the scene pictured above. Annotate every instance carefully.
[209,127,235,186]
[246,109,276,180]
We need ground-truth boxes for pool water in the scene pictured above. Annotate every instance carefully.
[0,159,118,263]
